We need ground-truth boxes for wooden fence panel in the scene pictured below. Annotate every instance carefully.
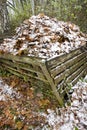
[0,46,87,106]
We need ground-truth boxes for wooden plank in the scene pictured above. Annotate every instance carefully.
[54,58,87,85]
[55,58,86,85]
[1,63,48,83]
[0,54,46,66]
[67,63,87,83]
[0,59,46,80]
[0,59,44,75]
[57,64,87,93]
[6,69,24,78]
[47,48,82,69]
[39,61,64,106]
[17,62,42,72]
[14,62,46,79]
[56,68,87,98]
[71,68,87,85]
[50,52,86,78]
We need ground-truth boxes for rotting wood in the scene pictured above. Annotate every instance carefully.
[0,54,45,65]
[71,68,87,85]
[47,48,82,69]
[67,63,87,83]
[0,59,44,77]
[54,58,87,85]
[0,46,87,106]
[56,65,87,94]
[50,52,86,78]
[54,55,87,82]
[39,60,64,106]
[1,63,49,83]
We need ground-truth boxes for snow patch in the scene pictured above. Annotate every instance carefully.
[0,78,21,101]
[41,76,87,130]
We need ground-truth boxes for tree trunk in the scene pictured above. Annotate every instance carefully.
[30,0,35,15]
[0,0,9,34]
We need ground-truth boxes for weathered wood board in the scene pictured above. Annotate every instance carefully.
[0,46,87,106]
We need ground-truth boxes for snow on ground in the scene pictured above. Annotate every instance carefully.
[0,76,87,130]
[41,76,87,130]
[0,77,21,101]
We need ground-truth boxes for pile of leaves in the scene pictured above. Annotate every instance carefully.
[0,14,87,58]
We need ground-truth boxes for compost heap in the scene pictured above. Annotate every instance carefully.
[0,14,87,58]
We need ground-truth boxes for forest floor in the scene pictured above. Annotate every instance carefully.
[0,72,87,130]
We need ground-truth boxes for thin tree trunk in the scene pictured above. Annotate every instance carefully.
[30,0,35,15]
[40,0,45,12]
[0,0,9,34]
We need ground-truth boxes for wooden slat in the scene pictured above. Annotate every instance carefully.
[1,63,48,83]
[17,62,42,72]
[47,48,82,69]
[71,68,87,85]
[0,59,43,75]
[50,52,86,78]
[40,62,64,106]
[0,54,46,66]
[56,67,87,98]
[57,66,87,93]
[54,58,87,85]
[0,46,87,106]
[0,59,46,80]
[66,63,87,83]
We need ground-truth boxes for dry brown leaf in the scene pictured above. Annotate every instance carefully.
[16,121,23,129]
[14,40,23,50]
[17,49,25,56]
[23,125,29,130]
[10,81,17,88]
[0,50,4,54]
[38,13,45,18]
[38,99,50,107]
[27,89,34,99]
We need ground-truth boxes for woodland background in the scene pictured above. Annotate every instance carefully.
[0,0,87,35]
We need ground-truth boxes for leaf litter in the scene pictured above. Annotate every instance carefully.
[0,75,87,129]
[0,14,87,58]
[0,75,53,129]
[41,77,87,130]
[0,77,21,101]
